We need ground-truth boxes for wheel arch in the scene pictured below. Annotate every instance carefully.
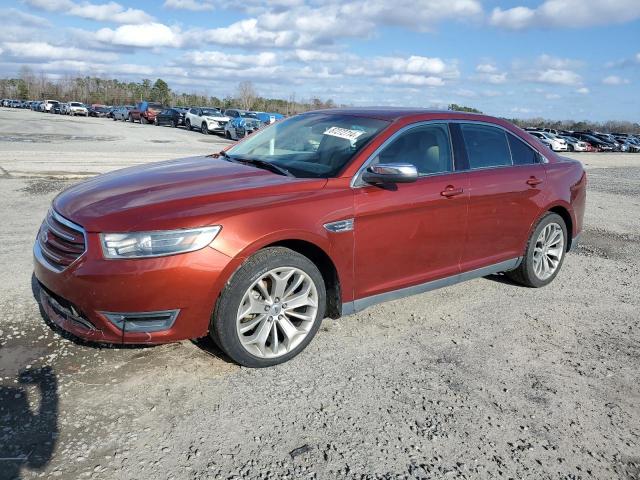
[216,233,344,320]
[533,202,574,252]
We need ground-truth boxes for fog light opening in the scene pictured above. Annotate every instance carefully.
[102,310,179,333]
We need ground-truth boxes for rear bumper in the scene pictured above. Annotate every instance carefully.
[34,235,235,344]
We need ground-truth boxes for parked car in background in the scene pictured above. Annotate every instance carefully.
[254,112,285,125]
[88,105,110,117]
[67,102,88,116]
[571,133,614,152]
[560,135,588,152]
[52,103,63,114]
[185,107,229,134]
[32,109,586,367]
[128,101,164,124]
[43,100,59,113]
[527,131,567,151]
[224,115,262,140]
[111,106,132,121]
[155,108,185,127]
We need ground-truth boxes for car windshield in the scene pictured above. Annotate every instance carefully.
[201,109,221,116]
[70,102,83,107]
[241,112,257,118]
[226,113,389,178]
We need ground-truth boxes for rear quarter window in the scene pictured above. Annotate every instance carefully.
[508,133,541,165]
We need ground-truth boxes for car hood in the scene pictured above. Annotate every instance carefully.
[54,156,327,232]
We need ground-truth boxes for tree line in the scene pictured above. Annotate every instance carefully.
[0,68,342,115]
[1,68,637,133]
[448,104,640,134]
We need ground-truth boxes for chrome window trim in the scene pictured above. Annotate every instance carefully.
[448,119,550,165]
[351,121,455,188]
[351,119,549,188]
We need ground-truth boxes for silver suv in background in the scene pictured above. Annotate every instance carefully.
[67,102,88,116]
[43,100,59,113]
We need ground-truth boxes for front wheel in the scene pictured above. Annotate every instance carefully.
[507,212,567,288]
[201,122,208,134]
[211,247,326,367]
[186,119,192,130]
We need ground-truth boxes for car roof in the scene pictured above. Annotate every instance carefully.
[304,107,503,122]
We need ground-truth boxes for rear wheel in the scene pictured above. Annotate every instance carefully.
[201,122,208,134]
[225,130,231,140]
[211,247,326,368]
[186,119,192,130]
[507,212,567,288]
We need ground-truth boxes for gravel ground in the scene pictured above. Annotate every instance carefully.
[0,107,639,480]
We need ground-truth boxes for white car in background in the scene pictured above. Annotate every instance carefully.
[560,135,589,152]
[528,131,568,151]
[184,107,229,135]
[67,101,88,116]
[43,100,59,113]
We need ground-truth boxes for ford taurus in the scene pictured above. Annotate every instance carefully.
[33,109,587,367]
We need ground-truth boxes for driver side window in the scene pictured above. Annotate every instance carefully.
[373,123,453,175]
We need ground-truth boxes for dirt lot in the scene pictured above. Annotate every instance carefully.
[0,108,639,480]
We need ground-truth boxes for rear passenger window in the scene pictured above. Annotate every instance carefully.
[508,133,541,165]
[461,124,512,169]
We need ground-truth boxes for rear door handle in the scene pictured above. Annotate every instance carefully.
[440,185,464,197]
[526,176,544,187]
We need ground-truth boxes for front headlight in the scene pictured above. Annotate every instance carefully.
[100,226,221,259]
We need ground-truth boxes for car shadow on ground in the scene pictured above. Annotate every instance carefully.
[484,272,523,287]
[0,366,58,480]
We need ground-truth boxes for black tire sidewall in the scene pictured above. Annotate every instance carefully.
[212,247,326,368]
[522,213,568,287]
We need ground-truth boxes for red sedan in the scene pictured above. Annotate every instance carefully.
[34,109,586,367]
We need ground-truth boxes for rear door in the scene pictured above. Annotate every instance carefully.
[353,122,469,299]
[458,123,547,272]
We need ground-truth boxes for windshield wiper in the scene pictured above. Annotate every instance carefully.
[232,156,293,177]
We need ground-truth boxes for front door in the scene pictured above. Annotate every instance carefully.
[353,123,469,300]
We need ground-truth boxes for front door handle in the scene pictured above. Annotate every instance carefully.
[440,185,464,197]
[526,176,544,187]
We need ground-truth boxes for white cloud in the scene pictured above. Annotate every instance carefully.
[536,69,582,85]
[181,51,278,68]
[1,7,50,27]
[1,41,117,62]
[490,0,640,30]
[22,0,153,24]
[188,0,482,49]
[602,75,630,85]
[163,0,214,11]
[379,74,445,87]
[576,87,590,94]
[95,23,181,48]
[476,63,497,73]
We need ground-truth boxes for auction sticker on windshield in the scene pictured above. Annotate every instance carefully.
[324,126,365,142]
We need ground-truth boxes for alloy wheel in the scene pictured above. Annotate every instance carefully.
[236,267,318,359]
[532,222,564,280]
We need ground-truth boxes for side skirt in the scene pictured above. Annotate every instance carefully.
[341,257,522,316]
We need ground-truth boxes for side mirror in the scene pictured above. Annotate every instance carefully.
[361,163,418,184]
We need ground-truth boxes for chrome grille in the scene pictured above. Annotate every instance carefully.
[37,210,86,272]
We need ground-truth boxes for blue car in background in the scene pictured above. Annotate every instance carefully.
[254,112,284,125]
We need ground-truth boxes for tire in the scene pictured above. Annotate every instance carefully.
[507,212,568,288]
[225,130,231,140]
[154,118,159,126]
[185,119,192,130]
[128,114,133,122]
[568,144,574,152]
[141,116,148,124]
[211,247,326,368]
[172,119,177,128]
[201,122,208,134]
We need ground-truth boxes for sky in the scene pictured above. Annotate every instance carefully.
[0,0,638,121]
